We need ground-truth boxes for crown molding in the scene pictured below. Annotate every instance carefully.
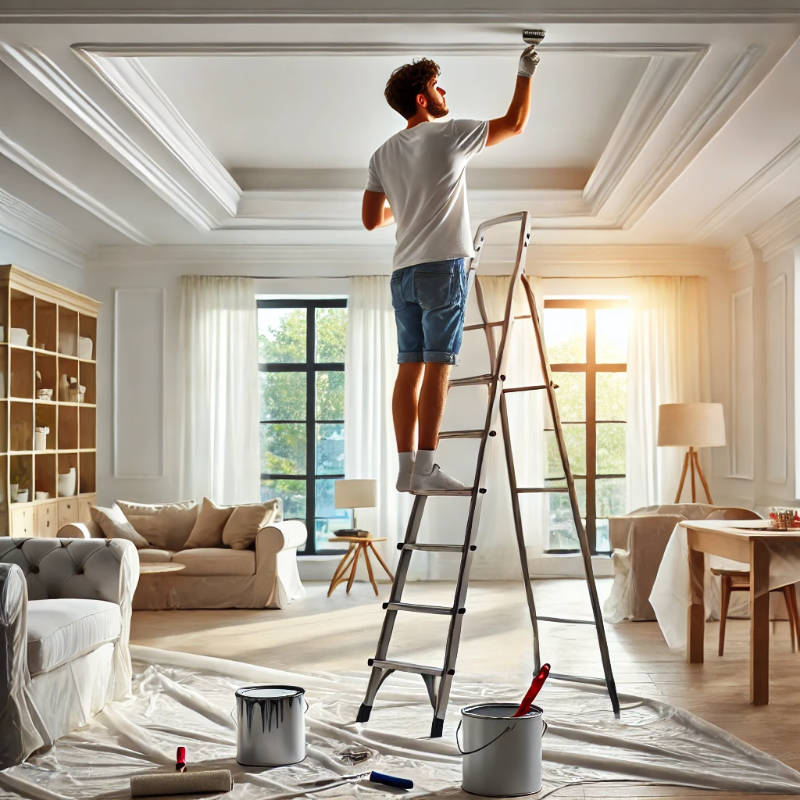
[75,49,241,215]
[616,44,765,228]
[0,44,228,232]
[749,196,800,261]
[726,235,760,272]
[695,134,800,239]
[0,131,152,245]
[0,188,89,269]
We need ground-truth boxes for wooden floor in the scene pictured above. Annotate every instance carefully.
[131,578,800,799]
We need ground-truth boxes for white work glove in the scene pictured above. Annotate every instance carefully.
[518,45,540,78]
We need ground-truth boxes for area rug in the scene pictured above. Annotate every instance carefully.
[2,645,800,799]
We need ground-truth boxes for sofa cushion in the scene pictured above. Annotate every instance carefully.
[27,598,121,676]
[171,548,256,576]
[222,499,281,550]
[182,498,234,549]
[117,500,199,551]
[89,503,149,549]
[138,548,174,563]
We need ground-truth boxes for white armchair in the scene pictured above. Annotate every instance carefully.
[0,537,139,768]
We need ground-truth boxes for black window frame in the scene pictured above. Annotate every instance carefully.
[257,297,347,555]
[543,298,628,556]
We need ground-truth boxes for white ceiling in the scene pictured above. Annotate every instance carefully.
[0,1,799,271]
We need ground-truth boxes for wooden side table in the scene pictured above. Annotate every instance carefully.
[327,536,394,596]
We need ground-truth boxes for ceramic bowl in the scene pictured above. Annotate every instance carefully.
[9,327,29,346]
[15,489,29,503]
[37,388,53,401]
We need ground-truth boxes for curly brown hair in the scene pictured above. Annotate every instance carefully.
[384,58,441,120]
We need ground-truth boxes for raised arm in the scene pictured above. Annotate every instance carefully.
[362,191,395,230]
[486,46,539,147]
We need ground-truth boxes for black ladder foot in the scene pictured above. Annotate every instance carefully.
[429,717,444,738]
[356,703,372,723]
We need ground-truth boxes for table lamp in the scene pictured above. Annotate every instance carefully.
[657,402,726,503]
[334,479,377,537]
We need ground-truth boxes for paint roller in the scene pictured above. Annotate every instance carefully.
[522,29,546,46]
[130,769,233,796]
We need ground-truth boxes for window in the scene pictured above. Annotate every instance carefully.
[257,298,348,554]
[543,299,629,554]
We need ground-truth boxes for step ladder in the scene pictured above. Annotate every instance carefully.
[356,211,620,737]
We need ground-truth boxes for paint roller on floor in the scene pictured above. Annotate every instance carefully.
[130,769,233,796]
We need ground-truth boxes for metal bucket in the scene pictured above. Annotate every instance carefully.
[458,702,547,797]
[235,685,306,766]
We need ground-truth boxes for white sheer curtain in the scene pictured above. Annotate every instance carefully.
[344,277,413,571]
[179,276,259,504]
[626,276,711,509]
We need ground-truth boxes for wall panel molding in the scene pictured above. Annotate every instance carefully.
[113,288,166,478]
[765,272,788,484]
[729,286,754,479]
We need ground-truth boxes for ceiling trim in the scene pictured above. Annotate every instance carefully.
[749,196,800,261]
[0,131,152,245]
[76,49,241,215]
[695,134,800,239]
[616,43,765,228]
[0,44,228,232]
[0,188,89,268]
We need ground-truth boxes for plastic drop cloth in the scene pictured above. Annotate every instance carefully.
[2,645,800,799]
[651,522,800,649]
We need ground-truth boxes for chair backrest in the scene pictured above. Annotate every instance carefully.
[704,507,762,521]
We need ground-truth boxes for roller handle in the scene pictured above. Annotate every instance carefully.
[369,771,413,789]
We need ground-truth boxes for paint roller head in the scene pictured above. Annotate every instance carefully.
[522,29,545,46]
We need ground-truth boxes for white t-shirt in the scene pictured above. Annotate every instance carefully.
[366,118,489,270]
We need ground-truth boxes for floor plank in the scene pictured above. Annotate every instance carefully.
[130,578,800,798]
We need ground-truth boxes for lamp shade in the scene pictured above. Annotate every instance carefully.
[657,402,726,448]
[334,479,377,509]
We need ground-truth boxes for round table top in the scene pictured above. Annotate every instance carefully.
[139,562,186,574]
[328,535,386,543]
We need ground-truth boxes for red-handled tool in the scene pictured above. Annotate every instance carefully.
[512,663,550,717]
[175,746,186,773]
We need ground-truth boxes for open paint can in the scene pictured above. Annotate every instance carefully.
[458,702,547,796]
[236,685,306,766]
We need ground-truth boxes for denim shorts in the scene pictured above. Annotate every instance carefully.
[390,258,468,364]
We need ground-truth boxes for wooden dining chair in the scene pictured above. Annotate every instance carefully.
[706,508,800,655]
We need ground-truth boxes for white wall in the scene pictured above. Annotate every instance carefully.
[709,245,798,508]
[0,233,86,292]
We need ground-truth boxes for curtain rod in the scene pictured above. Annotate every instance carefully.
[188,273,706,281]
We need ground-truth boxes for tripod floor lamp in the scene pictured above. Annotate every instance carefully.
[657,402,726,504]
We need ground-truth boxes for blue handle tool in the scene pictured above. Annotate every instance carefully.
[369,771,414,789]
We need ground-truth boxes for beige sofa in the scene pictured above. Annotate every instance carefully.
[59,518,306,610]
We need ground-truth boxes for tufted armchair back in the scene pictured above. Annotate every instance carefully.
[0,537,138,603]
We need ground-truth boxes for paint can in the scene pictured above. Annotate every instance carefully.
[457,703,547,797]
[235,685,306,766]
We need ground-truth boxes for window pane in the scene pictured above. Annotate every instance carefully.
[596,372,626,421]
[316,423,344,475]
[547,479,586,550]
[595,518,610,552]
[261,478,306,519]
[258,307,306,363]
[261,422,305,474]
[315,306,346,362]
[596,476,626,520]
[544,308,585,363]
[553,372,585,421]
[545,425,585,478]
[595,307,629,363]
[260,371,306,420]
[316,370,344,420]
[315,478,352,550]
[597,422,625,474]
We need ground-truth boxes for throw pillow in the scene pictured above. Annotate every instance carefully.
[182,497,234,549]
[90,503,149,549]
[116,499,199,551]
[222,498,282,550]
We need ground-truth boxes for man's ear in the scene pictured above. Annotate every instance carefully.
[416,91,428,110]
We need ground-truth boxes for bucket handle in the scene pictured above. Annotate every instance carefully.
[455,718,548,756]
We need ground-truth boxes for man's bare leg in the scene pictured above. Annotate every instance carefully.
[393,362,424,490]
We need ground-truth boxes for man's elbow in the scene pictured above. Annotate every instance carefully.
[362,217,378,231]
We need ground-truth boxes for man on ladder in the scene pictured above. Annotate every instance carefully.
[361,44,541,493]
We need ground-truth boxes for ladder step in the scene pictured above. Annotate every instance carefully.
[536,615,597,625]
[548,671,610,687]
[448,373,494,387]
[400,543,468,553]
[368,658,446,677]
[384,602,458,616]
[503,383,556,394]
[517,487,570,493]
[411,487,474,497]
[439,429,485,439]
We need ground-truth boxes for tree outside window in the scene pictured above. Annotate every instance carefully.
[257,298,349,554]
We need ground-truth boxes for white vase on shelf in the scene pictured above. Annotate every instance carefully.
[57,467,76,497]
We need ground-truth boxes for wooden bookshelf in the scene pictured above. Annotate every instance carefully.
[0,265,99,537]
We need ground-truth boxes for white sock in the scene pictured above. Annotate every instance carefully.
[398,451,415,478]
[415,449,435,476]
